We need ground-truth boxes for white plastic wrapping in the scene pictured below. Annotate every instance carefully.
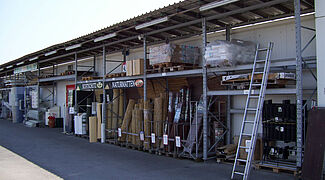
[149,44,200,65]
[205,39,256,67]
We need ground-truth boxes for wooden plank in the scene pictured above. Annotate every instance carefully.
[89,116,97,143]
[119,99,135,142]
[96,103,102,139]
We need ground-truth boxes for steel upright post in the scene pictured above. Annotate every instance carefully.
[143,36,147,102]
[37,62,40,122]
[202,18,208,161]
[226,25,231,145]
[294,0,303,168]
[74,53,78,116]
[102,46,107,143]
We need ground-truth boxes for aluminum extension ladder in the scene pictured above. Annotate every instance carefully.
[231,42,274,180]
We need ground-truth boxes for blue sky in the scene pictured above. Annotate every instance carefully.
[0,0,180,65]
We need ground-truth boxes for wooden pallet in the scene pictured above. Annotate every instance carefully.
[147,64,197,74]
[105,72,126,78]
[81,76,102,81]
[255,163,300,176]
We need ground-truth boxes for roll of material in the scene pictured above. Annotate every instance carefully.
[119,99,135,142]
[96,103,102,139]
[89,116,97,143]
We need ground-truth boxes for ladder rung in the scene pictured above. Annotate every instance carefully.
[234,171,245,176]
[251,84,261,86]
[237,159,247,162]
[245,121,255,123]
[250,95,259,98]
[247,108,257,111]
[239,146,249,149]
[256,59,266,63]
[242,133,252,136]
[258,48,268,51]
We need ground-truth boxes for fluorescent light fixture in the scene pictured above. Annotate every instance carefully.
[0,68,3,71]
[135,17,169,30]
[29,56,38,61]
[45,50,57,56]
[65,44,82,51]
[16,62,24,66]
[94,32,117,42]
[7,65,13,69]
[199,0,240,11]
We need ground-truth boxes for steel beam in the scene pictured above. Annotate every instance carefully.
[74,53,78,116]
[143,36,147,102]
[294,0,303,168]
[226,25,231,145]
[101,46,107,143]
[202,18,208,161]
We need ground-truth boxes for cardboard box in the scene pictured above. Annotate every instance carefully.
[234,136,262,160]
[126,60,133,76]
[132,59,144,76]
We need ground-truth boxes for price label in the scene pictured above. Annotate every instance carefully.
[175,136,181,148]
[140,131,144,141]
[118,128,122,137]
[162,72,167,76]
[151,133,155,144]
[69,107,75,114]
[163,134,168,145]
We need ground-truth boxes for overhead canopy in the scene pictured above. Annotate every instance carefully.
[0,0,315,76]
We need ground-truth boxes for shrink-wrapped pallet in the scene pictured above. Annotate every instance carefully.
[205,39,256,67]
[149,44,200,65]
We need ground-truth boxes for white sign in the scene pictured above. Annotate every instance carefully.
[140,131,144,141]
[151,133,155,144]
[69,107,75,114]
[175,136,181,148]
[163,134,168,145]
[245,140,251,153]
[118,128,122,137]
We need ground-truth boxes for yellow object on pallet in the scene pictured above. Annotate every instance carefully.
[89,116,97,143]
[119,99,135,142]
[96,103,102,139]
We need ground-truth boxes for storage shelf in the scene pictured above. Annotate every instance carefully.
[39,74,75,82]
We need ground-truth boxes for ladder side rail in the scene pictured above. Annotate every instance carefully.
[244,42,274,179]
[231,44,260,179]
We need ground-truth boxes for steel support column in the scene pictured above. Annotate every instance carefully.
[102,46,107,143]
[294,0,303,167]
[202,18,208,161]
[74,53,78,116]
[143,36,147,102]
[226,26,231,145]
[37,62,41,122]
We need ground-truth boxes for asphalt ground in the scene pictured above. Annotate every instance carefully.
[0,119,296,180]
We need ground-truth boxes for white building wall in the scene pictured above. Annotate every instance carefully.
[316,0,325,106]
[42,14,316,138]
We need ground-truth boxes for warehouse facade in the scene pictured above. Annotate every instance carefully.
[0,0,322,179]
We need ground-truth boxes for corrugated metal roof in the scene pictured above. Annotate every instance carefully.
[0,0,315,75]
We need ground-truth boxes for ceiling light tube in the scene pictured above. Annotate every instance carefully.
[29,56,38,61]
[16,62,24,66]
[135,17,169,30]
[65,43,82,51]
[199,0,240,11]
[94,32,117,42]
[45,50,57,56]
[7,65,13,69]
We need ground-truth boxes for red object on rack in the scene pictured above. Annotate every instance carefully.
[48,116,56,128]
